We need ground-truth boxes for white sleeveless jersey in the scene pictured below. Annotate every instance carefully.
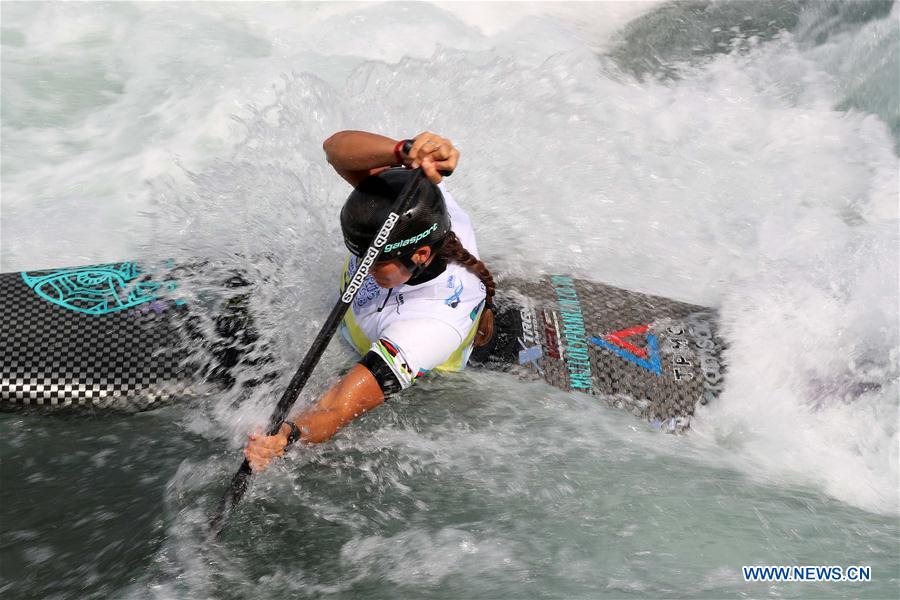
[340,184,486,388]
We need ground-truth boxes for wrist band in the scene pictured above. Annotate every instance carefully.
[281,420,301,447]
[393,139,412,165]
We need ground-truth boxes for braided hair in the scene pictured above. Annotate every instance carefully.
[438,231,496,347]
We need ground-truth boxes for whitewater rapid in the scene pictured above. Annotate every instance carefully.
[2,2,898,597]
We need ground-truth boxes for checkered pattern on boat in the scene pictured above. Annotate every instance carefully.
[0,270,190,409]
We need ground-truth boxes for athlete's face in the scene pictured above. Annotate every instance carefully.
[369,247,433,288]
[369,259,410,288]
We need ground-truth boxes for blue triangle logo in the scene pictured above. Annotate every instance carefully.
[590,329,662,376]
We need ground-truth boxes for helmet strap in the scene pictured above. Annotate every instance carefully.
[399,253,426,279]
[402,252,448,286]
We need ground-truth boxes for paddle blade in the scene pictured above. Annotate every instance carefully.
[209,459,253,536]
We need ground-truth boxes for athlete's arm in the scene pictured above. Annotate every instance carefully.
[243,363,384,471]
[323,130,459,186]
[243,317,463,470]
[323,131,397,187]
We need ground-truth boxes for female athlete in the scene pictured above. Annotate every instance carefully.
[244,130,495,470]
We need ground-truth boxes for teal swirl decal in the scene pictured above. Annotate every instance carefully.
[21,261,180,315]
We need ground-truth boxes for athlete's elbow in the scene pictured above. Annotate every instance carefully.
[323,135,337,164]
[322,131,349,164]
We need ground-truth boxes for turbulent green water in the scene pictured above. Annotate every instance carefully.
[3,383,897,598]
[2,2,898,598]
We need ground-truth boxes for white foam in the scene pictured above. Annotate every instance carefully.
[2,1,897,516]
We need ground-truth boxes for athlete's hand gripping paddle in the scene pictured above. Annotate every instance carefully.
[210,169,431,535]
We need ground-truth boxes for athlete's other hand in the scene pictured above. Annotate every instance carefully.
[243,426,290,472]
[406,132,459,184]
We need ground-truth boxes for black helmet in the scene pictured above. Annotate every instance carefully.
[340,168,451,261]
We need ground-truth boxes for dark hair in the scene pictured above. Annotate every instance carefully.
[438,231,495,347]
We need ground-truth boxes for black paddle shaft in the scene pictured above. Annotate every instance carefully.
[210,168,432,534]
